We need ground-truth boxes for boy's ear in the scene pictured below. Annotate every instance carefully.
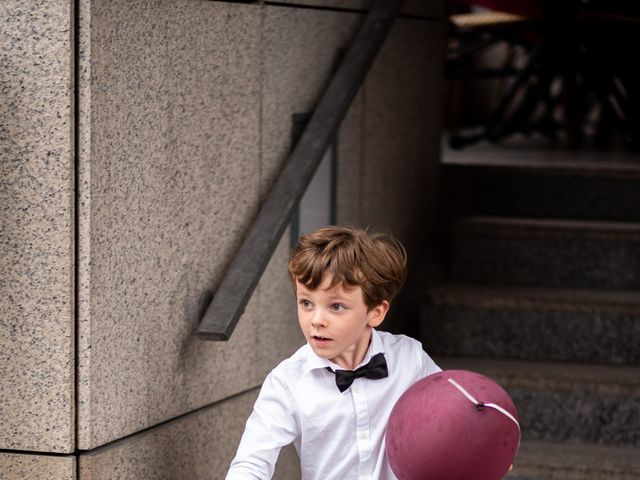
[367,300,390,328]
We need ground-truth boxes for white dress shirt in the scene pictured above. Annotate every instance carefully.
[226,329,441,480]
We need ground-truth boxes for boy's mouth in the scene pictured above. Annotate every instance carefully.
[312,335,331,341]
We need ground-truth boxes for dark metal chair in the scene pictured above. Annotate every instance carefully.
[446,0,640,150]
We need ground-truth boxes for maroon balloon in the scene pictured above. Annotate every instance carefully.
[385,370,520,480]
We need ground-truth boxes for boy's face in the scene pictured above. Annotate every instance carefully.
[295,275,389,371]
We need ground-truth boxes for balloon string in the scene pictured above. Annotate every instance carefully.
[448,378,521,432]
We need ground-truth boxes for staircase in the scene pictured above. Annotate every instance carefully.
[422,144,640,479]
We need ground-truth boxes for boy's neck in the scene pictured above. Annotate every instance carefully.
[333,327,373,370]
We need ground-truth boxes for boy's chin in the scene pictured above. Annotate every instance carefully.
[307,339,335,357]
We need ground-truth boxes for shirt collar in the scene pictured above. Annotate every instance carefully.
[304,328,386,374]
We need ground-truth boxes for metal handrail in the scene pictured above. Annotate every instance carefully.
[197,0,405,340]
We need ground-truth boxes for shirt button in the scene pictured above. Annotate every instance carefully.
[353,385,362,394]
[358,431,369,439]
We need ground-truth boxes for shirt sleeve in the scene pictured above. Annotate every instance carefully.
[225,371,299,480]
[420,347,442,378]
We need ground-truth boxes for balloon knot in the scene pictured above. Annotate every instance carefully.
[474,402,485,411]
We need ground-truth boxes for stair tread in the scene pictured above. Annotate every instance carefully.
[510,440,640,477]
[435,357,640,391]
[442,144,640,176]
[428,283,640,310]
[455,216,640,234]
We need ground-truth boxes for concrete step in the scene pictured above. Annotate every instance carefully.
[436,357,640,447]
[443,155,640,222]
[451,217,640,290]
[505,440,640,480]
[423,284,640,364]
[445,164,640,222]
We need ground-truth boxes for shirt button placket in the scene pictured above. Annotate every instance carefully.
[351,380,372,478]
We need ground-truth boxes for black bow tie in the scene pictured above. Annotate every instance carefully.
[327,352,389,393]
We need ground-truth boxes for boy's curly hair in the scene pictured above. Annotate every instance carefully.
[288,226,407,310]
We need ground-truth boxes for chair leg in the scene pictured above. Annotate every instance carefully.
[449,37,546,148]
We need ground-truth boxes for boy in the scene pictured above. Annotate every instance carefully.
[226,226,441,480]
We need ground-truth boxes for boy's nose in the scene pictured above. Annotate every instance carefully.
[310,310,327,327]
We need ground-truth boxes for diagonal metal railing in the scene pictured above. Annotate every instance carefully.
[197,0,405,340]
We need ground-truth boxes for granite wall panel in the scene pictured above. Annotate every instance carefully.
[335,90,364,227]
[357,17,444,332]
[72,0,443,469]
[0,452,75,480]
[79,390,257,480]
[271,0,444,19]
[359,18,444,259]
[273,444,302,480]
[261,5,360,196]
[79,388,300,479]
[0,0,74,452]
[256,234,305,381]
[77,0,264,449]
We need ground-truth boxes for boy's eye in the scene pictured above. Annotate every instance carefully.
[299,299,312,308]
[329,303,346,312]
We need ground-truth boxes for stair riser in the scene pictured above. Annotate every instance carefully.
[506,469,639,480]
[452,234,640,289]
[506,387,639,447]
[423,305,640,364]
[505,440,640,480]
[447,168,640,221]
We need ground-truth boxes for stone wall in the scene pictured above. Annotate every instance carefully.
[1,0,444,478]
[0,0,75,454]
